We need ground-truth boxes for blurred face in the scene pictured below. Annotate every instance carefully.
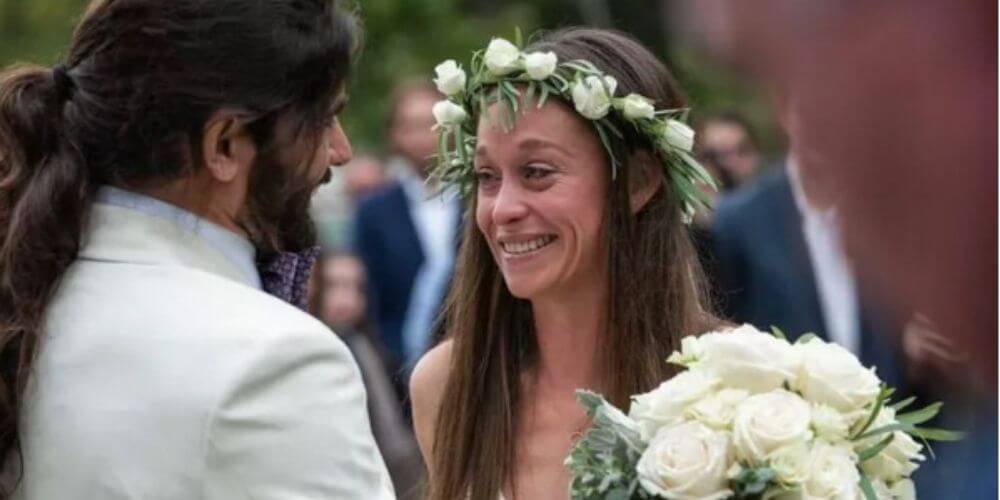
[242,94,353,253]
[474,100,609,300]
[389,89,439,175]
[698,121,759,186]
[320,255,367,329]
[344,155,386,201]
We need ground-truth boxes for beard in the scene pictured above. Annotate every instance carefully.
[239,147,327,259]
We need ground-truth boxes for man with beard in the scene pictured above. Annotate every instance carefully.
[0,1,393,498]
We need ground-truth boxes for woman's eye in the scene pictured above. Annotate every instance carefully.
[523,165,552,180]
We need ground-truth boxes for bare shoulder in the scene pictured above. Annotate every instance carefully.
[409,339,454,468]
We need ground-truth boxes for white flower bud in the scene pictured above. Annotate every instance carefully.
[483,37,522,76]
[523,51,558,80]
[432,100,467,128]
[433,59,466,97]
[621,93,656,120]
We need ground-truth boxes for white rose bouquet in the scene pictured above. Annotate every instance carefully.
[566,324,962,500]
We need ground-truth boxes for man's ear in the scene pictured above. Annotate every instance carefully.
[628,150,664,214]
[201,109,257,183]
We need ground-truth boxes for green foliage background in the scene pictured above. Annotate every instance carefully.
[0,0,779,156]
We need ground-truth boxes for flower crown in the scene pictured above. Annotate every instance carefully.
[430,31,716,223]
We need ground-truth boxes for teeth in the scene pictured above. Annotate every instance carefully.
[501,236,554,255]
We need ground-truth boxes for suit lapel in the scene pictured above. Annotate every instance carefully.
[388,183,426,264]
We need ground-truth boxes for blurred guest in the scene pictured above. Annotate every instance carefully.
[314,252,425,500]
[695,111,762,190]
[711,99,906,390]
[690,110,763,291]
[311,153,387,248]
[354,81,462,384]
[344,153,388,202]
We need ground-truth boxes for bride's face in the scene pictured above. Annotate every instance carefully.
[473,99,609,300]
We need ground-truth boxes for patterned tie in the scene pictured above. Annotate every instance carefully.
[257,246,321,311]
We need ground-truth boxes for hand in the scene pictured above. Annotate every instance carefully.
[901,314,969,388]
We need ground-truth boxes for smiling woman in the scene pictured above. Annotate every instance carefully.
[410,28,724,500]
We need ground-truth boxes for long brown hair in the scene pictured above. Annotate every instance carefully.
[426,28,722,500]
[0,0,358,493]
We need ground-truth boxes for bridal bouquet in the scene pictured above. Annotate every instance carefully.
[566,324,961,500]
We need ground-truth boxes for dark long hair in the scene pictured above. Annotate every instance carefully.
[0,0,358,491]
[427,28,723,500]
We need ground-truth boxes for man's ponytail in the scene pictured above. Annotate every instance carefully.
[0,63,93,493]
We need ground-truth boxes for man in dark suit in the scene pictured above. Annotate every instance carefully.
[354,81,462,384]
[711,159,906,389]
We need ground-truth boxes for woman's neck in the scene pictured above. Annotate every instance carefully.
[529,284,607,395]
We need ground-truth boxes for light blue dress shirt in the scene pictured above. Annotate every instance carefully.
[95,186,262,289]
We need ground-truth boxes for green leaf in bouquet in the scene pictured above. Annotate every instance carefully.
[890,396,917,412]
[794,333,818,345]
[896,401,942,426]
[858,473,878,500]
[731,467,777,497]
[851,385,892,440]
[568,391,647,500]
[909,427,966,442]
[858,433,895,462]
[769,326,787,341]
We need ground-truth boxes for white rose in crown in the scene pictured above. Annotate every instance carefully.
[798,442,862,500]
[432,100,467,128]
[732,389,813,465]
[629,369,720,441]
[663,118,695,152]
[620,93,656,120]
[483,37,522,76]
[687,325,799,393]
[685,388,749,430]
[793,338,881,414]
[523,51,558,80]
[636,420,734,500]
[571,75,617,120]
[433,59,466,97]
[856,407,925,483]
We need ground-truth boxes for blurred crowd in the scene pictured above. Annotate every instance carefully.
[306,63,995,497]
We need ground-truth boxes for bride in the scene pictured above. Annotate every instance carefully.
[411,27,722,500]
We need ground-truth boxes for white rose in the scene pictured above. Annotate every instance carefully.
[620,93,656,120]
[663,119,695,152]
[696,325,799,393]
[637,421,734,500]
[629,370,720,441]
[685,388,749,430]
[667,335,704,367]
[799,442,862,500]
[793,338,881,413]
[433,59,466,97]
[483,37,522,76]
[856,408,924,483]
[570,75,617,120]
[768,441,811,487]
[432,100,467,128]
[811,404,850,442]
[732,389,813,465]
[869,478,915,500]
[523,51,558,80]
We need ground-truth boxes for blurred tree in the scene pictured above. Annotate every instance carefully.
[0,0,776,157]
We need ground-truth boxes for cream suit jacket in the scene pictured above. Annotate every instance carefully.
[14,202,395,499]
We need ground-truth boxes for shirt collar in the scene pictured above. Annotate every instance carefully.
[95,186,261,289]
[786,155,837,224]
